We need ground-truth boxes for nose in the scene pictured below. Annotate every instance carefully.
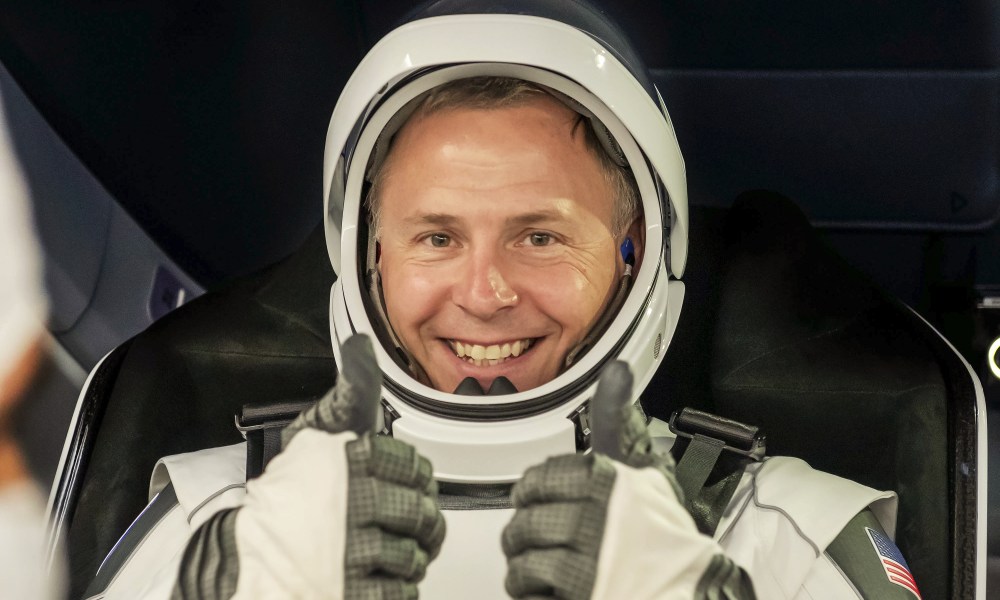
[452,248,519,320]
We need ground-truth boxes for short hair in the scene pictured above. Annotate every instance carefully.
[365,76,641,237]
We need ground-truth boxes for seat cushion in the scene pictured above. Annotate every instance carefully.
[66,225,338,597]
[710,191,949,599]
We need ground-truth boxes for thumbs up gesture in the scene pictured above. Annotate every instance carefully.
[174,334,445,599]
[501,361,754,600]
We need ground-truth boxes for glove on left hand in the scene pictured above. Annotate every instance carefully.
[502,362,754,600]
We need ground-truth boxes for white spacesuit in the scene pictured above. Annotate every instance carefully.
[82,2,922,599]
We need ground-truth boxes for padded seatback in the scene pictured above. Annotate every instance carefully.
[709,192,970,599]
[616,192,975,600]
[63,226,337,598]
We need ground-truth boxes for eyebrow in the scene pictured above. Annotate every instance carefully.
[505,209,569,228]
[402,213,459,227]
[402,209,569,229]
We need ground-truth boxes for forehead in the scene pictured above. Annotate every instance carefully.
[394,94,583,156]
[378,97,614,220]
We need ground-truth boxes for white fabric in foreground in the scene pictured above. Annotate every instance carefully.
[590,462,721,599]
[0,482,64,600]
[0,91,46,389]
[232,428,353,598]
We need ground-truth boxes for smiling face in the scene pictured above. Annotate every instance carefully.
[375,94,641,393]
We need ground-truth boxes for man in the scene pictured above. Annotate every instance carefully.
[87,2,919,599]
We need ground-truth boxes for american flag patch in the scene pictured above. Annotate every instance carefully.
[866,527,921,598]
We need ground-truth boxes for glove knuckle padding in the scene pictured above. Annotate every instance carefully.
[347,435,446,560]
[353,435,435,492]
[504,455,618,599]
[349,478,425,537]
[346,578,419,600]
[505,548,593,600]
[505,444,736,600]
[502,502,588,557]
[512,454,607,507]
[346,527,428,582]
[501,503,575,555]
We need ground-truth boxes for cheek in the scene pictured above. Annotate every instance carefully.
[380,259,448,335]
[519,261,616,331]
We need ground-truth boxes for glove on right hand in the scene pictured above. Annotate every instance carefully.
[173,334,445,600]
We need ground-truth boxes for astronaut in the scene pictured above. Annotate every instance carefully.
[85,1,922,599]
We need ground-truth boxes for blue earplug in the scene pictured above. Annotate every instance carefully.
[620,237,635,266]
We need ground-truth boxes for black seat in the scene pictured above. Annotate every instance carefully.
[645,194,975,600]
[697,192,971,599]
[53,194,982,599]
[55,226,337,598]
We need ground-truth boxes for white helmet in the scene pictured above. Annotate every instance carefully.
[323,0,688,484]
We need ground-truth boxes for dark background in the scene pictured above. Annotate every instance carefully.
[1,0,998,595]
[1,0,997,286]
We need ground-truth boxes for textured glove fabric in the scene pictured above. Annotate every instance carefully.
[172,335,445,599]
[589,460,753,599]
[343,433,445,599]
[282,333,384,443]
[502,363,754,600]
[503,404,755,600]
[502,453,616,599]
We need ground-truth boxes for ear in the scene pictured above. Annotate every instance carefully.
[624,216,645,272]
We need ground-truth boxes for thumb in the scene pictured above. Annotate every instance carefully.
[283,334,383,445]
[329,334,382,434]
[590,361,634,462]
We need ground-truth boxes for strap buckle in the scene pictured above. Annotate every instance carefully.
[668,407,766,461]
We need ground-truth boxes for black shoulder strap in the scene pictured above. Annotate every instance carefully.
[669,408,766,535]
[237,398,318,479]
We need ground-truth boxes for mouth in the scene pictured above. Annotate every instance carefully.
[447,338,538,367]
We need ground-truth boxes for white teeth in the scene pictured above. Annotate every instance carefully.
[451,338,534,365]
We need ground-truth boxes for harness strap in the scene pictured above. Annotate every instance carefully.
[237,398,318,479]
[669,408,767,535]
[675,433,726,504]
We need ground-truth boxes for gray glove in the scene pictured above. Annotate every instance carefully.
[173,334,445,599]
[502,362,755,600]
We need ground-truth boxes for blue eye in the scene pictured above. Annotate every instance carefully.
[529,233,552,246]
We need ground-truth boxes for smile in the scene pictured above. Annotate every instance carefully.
[448,338,536,367]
